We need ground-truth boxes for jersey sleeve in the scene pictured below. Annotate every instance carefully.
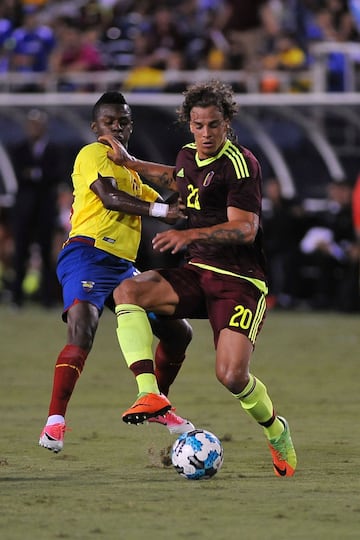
[75,143,119,188]
[139,181,160,203]
[226,148,262,215]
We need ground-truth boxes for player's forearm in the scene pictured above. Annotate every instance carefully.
[188,220,256,245]
[103,190,183,221]
[128,159,177,191]
[104,190,153,216]
[152,219,256,255]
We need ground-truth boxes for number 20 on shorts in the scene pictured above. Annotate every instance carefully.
[229,305,252,329]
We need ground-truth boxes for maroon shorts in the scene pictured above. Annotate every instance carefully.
[157,263,267,347]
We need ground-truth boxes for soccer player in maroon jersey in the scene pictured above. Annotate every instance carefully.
[101,80,297,476]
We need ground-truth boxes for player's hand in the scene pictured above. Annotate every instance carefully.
[166,201,188,223]
[162,193,187,224]
[98,134,134,166]
[152,229,189,254]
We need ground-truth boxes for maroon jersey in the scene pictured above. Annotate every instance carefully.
[175,139,267,282]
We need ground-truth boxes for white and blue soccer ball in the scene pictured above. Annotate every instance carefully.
[171,429,224,480]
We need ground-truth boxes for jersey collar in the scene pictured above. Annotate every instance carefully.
[195,139,230,168]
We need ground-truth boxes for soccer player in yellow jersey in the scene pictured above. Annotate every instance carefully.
[102,81,297,477]
[39,92,194,453]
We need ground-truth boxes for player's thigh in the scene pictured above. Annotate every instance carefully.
[114,270,179,314]
[207,277,267,348]
[157,266,207,319]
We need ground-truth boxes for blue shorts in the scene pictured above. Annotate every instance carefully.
[57,240,138,319]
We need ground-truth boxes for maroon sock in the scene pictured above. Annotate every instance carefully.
[129,359,154,377]
[154,342,185,397]
[48,344,88,417]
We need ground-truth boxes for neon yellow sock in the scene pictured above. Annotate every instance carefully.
[115,304,154,367]
[115,304,160,395]
[232,374,284,440]
[136,373,160,395]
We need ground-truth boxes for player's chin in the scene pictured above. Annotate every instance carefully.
[200,144,217,157]
[99,138,111,147]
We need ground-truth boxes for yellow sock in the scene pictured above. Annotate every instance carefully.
[136,373,159,395]
[115,304,154,366]
[115,304,159,395]
[233,374,284,440]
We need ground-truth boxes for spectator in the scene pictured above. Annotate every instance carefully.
[9,108,62,308]
[121,32,167,93]
[0,206,13,301]
[0,7,13,72]
[260,31,308,92]
[261,31,307,71]
[262,177,305,308]
[7,5,55,90]
[298,180,359,311]
[173,0,212,69]
[48,16,105,91]
[306,1,360,91]
[131,5,186,71]
[99,0,146,71]
[215,0,279,71]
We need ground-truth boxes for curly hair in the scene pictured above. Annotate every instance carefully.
[177,80,239,124]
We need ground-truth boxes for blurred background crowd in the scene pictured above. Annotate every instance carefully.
[1,0,360,313]
[1,0,360,92]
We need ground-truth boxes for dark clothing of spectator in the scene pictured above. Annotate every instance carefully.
[262,178,305,308]
[298,182,359,311]
[9,110,62,307]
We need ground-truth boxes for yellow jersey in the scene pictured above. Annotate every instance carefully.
[69,142,159,261]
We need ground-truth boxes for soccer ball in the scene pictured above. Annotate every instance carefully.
[171,429,224,480]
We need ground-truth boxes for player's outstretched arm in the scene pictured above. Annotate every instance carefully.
[98,134,177,191]
[91,174,185,221]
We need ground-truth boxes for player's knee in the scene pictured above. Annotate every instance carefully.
[69,327,94,352]
[113,278,138,304]
[178,319,193,347]
[67,317,96,352]
[168,319,193,352]
[215,363,249,394]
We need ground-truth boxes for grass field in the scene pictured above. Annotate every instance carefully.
[1,304,359,540]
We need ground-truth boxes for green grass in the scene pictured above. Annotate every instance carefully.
[1,305,359,540]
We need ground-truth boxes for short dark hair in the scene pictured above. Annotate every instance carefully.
[92,92,128,121]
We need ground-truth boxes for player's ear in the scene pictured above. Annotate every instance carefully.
[91,121,97,134]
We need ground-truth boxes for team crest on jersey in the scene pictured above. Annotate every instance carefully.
[203,171,214,186]
[177,168,185,178]
[81,280,95,292]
